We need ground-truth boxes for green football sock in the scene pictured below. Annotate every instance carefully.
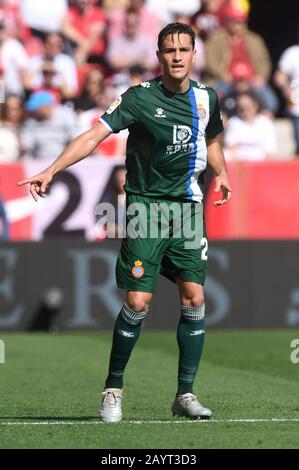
[105,303,148,390]
[176,304,205,396]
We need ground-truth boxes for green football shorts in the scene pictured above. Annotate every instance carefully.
[116,194,208,292]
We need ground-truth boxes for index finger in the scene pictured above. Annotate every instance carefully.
[17,178,36,186]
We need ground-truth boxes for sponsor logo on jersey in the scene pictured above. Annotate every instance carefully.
[106,96,122,114]
[141,81,151,88]
[166,125,194,156]
[173,125,192,144]
[154,107,166,118]
[131,260,144,278]
[197,104,207,121]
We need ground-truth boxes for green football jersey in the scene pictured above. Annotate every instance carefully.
[100,77,223,202]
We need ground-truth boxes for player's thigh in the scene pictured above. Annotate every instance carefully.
[162,231,208,286]
[116,194,169,292]
[116,235,167,293]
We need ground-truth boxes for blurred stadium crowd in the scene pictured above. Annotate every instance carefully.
[1,0,299,240]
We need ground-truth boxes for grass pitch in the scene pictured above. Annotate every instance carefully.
[0,330,299,449]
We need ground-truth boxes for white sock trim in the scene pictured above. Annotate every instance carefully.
[122,303,149,325]
[180,304,205,322]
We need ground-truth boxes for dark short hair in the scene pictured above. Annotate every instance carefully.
[237,92,261,110]
[158,22,195,51]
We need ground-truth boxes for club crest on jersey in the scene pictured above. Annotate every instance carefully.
[197,104,207,121]
[131,260,144,278]
[106,96,122,114]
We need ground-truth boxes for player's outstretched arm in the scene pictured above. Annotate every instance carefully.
[207,136,232,207]
[17,122,111,201]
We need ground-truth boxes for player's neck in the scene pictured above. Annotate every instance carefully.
[161,74,191,94]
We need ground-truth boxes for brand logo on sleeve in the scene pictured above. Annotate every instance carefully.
[106,96,122,114]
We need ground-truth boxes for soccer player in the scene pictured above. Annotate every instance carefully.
[18,23,231,422]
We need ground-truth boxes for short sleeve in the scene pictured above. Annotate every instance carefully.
[206,88,224,139]
[99,87,139,133]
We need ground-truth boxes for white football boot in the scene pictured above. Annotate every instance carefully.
[172,393,212,420]
[100,388,123,423]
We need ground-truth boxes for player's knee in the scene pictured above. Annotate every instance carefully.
[181,294,204,308]
[125,292,152,312]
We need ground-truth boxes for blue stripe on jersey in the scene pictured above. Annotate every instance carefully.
[186,87,199,199]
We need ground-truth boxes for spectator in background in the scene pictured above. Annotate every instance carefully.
[220,61,272,121]
[274,25,299,155]
[0,0,30,42]
[73,66,104,112]
[20,0,67,56]
[102,0,129,13]
[21,90,78,159]
[0,15,27,96]
[191,0,226,41]
[128,64,147,86]
[146,0,199,26]
[107,0,160,44]
[220,62,252,120]
[109,63,149,96]
[24,60,75,103]
[0,124,20,162]
[0,95,25,159]
[61,0,106,65]
[77,84,127,158]
[205,2,278,114]
[0,194,9,240]
[2,94,25,131]
[224,92,277,161]
[107,7,156,73]
[21,0,67,36]
[24,33,78,100]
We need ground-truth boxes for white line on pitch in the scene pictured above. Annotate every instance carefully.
[1,418,299,425]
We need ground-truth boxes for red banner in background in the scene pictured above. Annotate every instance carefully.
[205,160,299,239]
[1,159,299,240]
[0,163,31,240]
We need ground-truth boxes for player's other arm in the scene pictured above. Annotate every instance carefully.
[207,135,232,206]
[18,122,111,201]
